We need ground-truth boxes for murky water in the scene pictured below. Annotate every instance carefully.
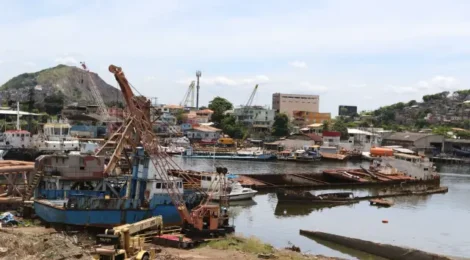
[173,157,470,259]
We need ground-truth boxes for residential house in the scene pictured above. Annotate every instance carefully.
[186,125,222,142]
[322,131,341,146]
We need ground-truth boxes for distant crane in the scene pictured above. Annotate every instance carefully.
[180,81,195,108]
[241,84,259,124]
[80,62,110,122]
[240,84,259,143]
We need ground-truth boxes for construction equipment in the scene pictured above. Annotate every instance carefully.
[80,62,111,122]
[180,81,195,108]
[103,65,234,237]
[240,84,259,144]
[93,216,163,260]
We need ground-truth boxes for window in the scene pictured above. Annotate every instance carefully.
[162,183,167,189]
[16,134,20,137]
[156,183,162,189]
[21,134,24,137]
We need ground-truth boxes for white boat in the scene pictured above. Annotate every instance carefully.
[199,173,258,201]
[212,182,258,201]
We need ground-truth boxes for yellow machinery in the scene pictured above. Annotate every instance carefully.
[217,137,235,146]
[93,216,163,260]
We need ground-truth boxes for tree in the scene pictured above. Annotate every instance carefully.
[272,113,289,137]
[322,120,330,131]
[44,92,65,115]
[220,115,246,139]
[208,97,233,125]
[332,118,349,140]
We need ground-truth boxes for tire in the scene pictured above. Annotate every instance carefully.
[141,254,149,260]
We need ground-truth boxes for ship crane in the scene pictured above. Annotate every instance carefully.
[98,64,233,237]
[79,62,111,122]
[180,81,195,108]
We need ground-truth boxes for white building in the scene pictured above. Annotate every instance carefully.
[338,128,381,151]
[233,106,276,130]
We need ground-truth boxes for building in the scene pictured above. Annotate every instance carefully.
[382,132,444,153]
[322,131,341,146]
[338,105,358,117]
[342,128,381,151]
[272,93,319,117]
[264,133,322,150]
[292,111,331,126]
[185,125,222,142]
[233,106,276,130]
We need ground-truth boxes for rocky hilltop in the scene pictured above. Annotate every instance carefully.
[0,64,123,107]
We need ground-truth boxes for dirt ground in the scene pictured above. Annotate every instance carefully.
[160,247,342,260]
[0,227,342,260]
[0,227,94,260]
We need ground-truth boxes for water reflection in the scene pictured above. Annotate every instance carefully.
[176,158,470,258]
[274,203,353,217]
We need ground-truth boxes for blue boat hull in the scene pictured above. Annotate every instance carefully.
[34,201,182,227]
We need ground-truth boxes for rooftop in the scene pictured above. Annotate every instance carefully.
[384,132,442,142]
[192,125,222,132]
[347,128,378,136]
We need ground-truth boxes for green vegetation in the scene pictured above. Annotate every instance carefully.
[331,118,349,139]
[208,97,233,125]
[422,91,449,102]
[272,113,289,137]
[221,115,246,139]
[322,120,329,131]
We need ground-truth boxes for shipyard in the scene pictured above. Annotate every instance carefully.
[2,2,470,260]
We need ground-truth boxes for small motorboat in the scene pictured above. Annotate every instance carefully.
[213,182,258,201]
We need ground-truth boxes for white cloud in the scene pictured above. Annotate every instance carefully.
[391,75,460,94]
[299,81,328,94]
[417,76,459,90]
[54,56,78,65]
[288,61,307,69]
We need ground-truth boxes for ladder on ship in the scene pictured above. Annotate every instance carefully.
[24,169,43,200]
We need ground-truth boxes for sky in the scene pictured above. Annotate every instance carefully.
[1,0,470,116]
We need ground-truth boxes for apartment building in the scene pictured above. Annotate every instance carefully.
[234,106,276,130]
[272,93,319,117]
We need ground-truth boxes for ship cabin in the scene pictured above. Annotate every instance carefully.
[0,130,32,148]
[42,121,74,140]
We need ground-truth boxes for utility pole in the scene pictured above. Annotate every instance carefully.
[196,70,201,110]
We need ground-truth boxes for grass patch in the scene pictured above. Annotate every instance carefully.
[205,235,274,255]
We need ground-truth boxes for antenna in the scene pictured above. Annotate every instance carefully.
[196,70,202,109]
